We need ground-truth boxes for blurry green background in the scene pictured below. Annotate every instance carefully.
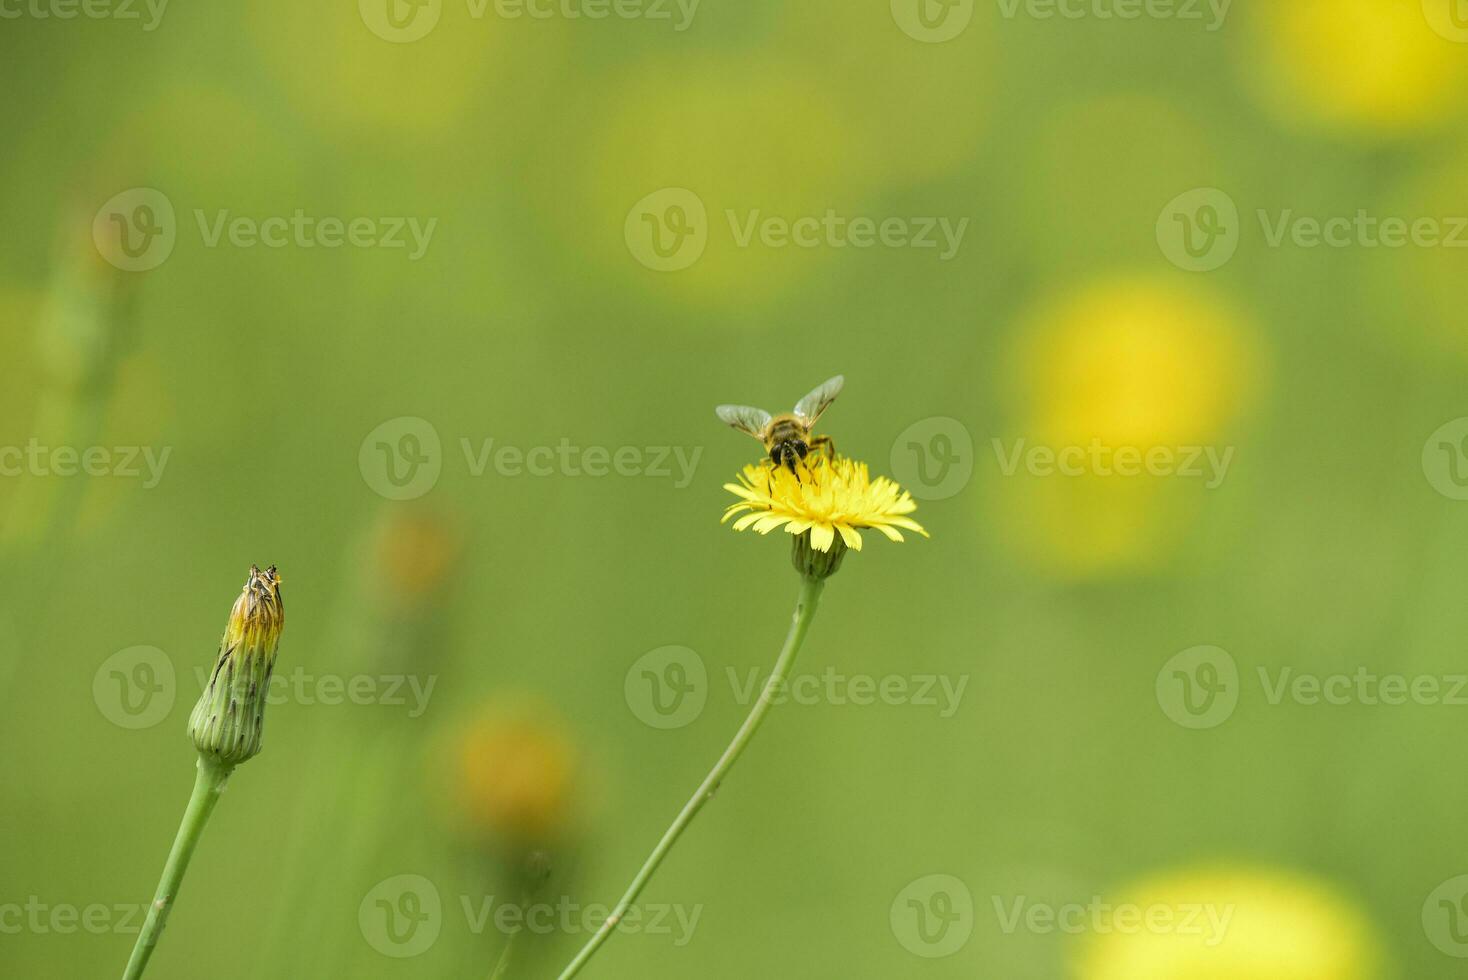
[3,0,1468,977]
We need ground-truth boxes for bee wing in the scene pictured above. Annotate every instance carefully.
[793,375,844,424]
[715,404,773,438]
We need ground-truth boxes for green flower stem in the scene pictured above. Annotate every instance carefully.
[121,756,234,980]
[555,574,826,980]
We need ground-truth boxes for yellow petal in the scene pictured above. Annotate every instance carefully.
[809,523,836,552]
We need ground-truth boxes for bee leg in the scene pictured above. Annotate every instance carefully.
[809,435,835,462]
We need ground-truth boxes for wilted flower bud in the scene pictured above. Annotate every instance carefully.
[189,565,285,767]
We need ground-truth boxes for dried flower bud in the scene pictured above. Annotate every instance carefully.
[188,565,285,767]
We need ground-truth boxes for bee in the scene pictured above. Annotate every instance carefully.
[716,375,844,472]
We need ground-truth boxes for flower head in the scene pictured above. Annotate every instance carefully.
[456,698,578,854]
[222,564,285,655]
[722,456,927,559]
[1076,865,1381,980]
[189,565,284,767]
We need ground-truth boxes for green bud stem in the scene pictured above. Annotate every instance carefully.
[552,573,825,979]
[121,756,234,980]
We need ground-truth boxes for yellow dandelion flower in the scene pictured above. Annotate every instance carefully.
[722,456,927,555]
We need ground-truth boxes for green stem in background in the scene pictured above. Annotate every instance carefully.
[121,757,233,980]
[554,574,826,980]
[486,922,521,980]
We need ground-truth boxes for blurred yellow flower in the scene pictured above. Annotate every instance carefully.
[246,0,507,136]
[368,506,462,614]
[457,699,578,851]
[1014,276,1259,452]
[994,276,1261,577]
[1246,0,1466,135]
[1076,866,1383,980]
[723,456,927,553]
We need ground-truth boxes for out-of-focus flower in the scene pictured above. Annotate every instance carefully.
[994,276,1261,577]
[1076,865,1383,980]
[1013,277,1258,450]
[1245,0,1466,135]
[368,506,462,616]
[245,0,508,136]
[456,698,579,854]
